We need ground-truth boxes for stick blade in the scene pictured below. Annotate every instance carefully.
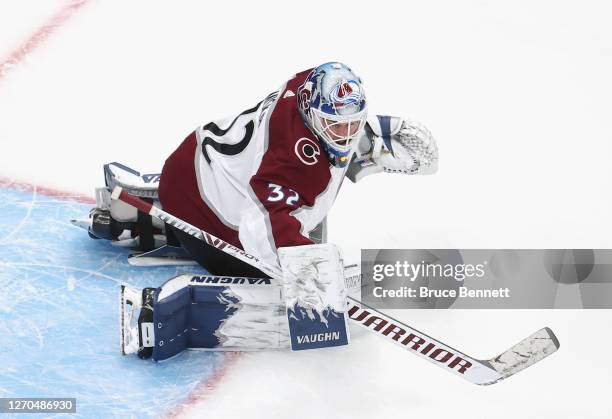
[480,327,560,385]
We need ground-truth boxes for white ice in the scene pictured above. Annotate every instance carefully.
[1,1,611,418]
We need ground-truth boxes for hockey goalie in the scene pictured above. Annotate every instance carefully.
[80,62,439,361]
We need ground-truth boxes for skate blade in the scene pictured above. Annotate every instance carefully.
[70,218,92,231]
[120,285,141,356]
[120,285,126,355]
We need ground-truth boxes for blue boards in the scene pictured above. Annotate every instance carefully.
[0,183,227,418]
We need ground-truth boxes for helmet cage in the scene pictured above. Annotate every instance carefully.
[310,106,367,154]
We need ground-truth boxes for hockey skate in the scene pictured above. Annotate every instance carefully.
[71,162,168,251]
[120,285,156,359]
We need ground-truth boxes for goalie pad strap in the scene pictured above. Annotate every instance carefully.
[164,224,181,247]
[137,202,155,251]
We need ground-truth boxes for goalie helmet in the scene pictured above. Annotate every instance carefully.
[297,62,368,167]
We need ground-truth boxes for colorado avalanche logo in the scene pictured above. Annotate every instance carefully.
[294,137,320,166]
[330,80,362,107]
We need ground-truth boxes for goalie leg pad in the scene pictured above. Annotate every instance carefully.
[85,163,167,250]
[151,274,288,361]
[104,162,160,199]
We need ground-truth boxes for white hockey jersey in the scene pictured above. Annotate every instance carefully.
[159,68,349,270]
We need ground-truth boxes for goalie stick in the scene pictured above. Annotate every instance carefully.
[111,186,560,385]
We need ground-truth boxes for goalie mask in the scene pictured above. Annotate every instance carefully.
[298,62,368,167]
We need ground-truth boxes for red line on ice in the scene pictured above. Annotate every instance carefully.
[0,176,242,414]
[166,352,243,419]
[1,3,240,414]
[0,0,89,80]
[0,177,95,204]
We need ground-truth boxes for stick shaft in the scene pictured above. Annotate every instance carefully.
[112,186,281,278]
[112,186,556,384]
[345,297,502,384]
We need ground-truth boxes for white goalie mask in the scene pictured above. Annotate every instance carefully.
[297,62,368,167]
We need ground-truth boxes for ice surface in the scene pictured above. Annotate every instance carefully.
[1,0,612,417]
[0,185,230,418]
